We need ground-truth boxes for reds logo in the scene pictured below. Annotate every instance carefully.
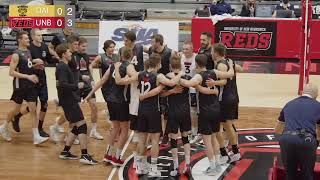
[219,31,273,50]
[119,128,320,180]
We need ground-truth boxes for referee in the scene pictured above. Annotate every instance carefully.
[274,83,320,180]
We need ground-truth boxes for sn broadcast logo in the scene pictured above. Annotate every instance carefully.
[111,24,159,45]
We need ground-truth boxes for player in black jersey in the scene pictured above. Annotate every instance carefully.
[160,56,193,177]
[55,44,97,165]
[180,54,235,176]
[77,37,103,140]
[0,31,49,145]
[113,54,182,177]
[11,29,55,137]
[85,47,133,167]
[90,40,119,102]
[119,31,144,71]
[50,35,82,143]
[207,43,242,163]
[198,32,214,70]
[145,34,176,145]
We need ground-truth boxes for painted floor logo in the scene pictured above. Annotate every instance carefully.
[117,128,301,179]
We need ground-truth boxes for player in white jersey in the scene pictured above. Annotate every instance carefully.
[180,41,200,143]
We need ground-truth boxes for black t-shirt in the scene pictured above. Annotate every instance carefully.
[198,46,214,70]
[104,61,131,103]
[215,59,239,104]
[138,70,159,111]
[148,46,172,75]
[28,42,53,86]
[78,53,92,90]
[55,61,78,104]
[166,74,191,114]
[198,70,220,112]
[13,49,35,90]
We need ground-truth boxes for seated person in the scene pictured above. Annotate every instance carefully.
[240,0,257,17]
[272,0,294,17]
[209,0,234,16]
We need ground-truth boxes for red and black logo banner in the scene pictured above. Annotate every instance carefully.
[215,21,277,57]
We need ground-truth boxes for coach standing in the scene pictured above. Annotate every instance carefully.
[274,83,320,180]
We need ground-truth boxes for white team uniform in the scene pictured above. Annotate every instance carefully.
[129,55,141,116]
[181,53,197,93]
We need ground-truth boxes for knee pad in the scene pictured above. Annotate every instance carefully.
[170,138,177,149]
[232,124,237,132]
[182,136,189,145]
[71,126,78,135]
[40,101,48,112]
[77,123,87,135]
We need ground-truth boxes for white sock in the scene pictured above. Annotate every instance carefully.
[192,127,197,135]
[215,155,220,162]
[185,155,190,165]
[32,128,39,137]
[116,149,122,159]
[106,145,113,156]
[173,157,179,169]
[151,158,157,171]
[91,123,97,131]
[209,159,216,168]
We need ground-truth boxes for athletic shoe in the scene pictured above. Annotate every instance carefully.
[33,135,49,145]
[170,168,180,177]
[12,115,21,132]
[148,168,161,178]
[80,154,98,165]
[111,157,124,166]
[90,129,104,140]
[190,134,202,144]
[203,166,219,176]
[228,151,241,163]
[218,155,230,165]
[103,154,113,163]
[59,151,78,160]
[0,124,11,141]
[182,164,191,176]
[55,117,65,133]
[50,125,60,143]
[136,163,149,176]
[39,128,49,137]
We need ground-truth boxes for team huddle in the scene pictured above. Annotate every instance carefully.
[0,29,242,177]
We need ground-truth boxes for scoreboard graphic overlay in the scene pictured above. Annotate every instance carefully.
[8,5,75,29]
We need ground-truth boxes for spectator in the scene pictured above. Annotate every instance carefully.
[240,0,257,17]
[209,0,233,16]
[272,0,294,17]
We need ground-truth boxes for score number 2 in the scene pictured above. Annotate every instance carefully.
[64,5,75,28]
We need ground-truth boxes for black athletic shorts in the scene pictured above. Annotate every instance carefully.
[137,109,162,133]
[61,102,84,123]
[129,114,138,131]
[80,88,96,100]
[36,84,48,102]
[11,87,37,104]
[220,102,239,122]
[167,110,191,134]
[107,101,129,121]
[198,108,220,135]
